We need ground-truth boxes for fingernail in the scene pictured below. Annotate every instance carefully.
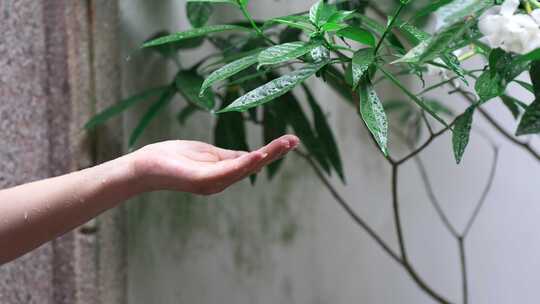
[262,153,269,159]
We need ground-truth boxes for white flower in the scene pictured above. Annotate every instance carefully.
[478,0,540,54]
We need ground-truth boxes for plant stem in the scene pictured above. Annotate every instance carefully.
[238,3,275,45]
[458,237,469,304]
[390,165,453,304]
[374,3,407,55]
[294,149,403,264]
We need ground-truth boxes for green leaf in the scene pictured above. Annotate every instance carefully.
[217,63,326,113]
[258,41,321,67]
[452,106,475,164]
[411,0,453,21]
[354,14,405,52]
[359,78,388,155]
[186,2,213,28]
[176,71,215,111]
[266,14,315,32]
[129,88,177,148]
[475,70,504,102]
[397,22,430,45]
[394,20,471,64]
[177,104,199,125]
[263,105,287,179]
[351,48,375,89]
[275,92,331,174]
[500,95,522,119]
[517,48,540,63]
[303,85,345,181]
[440,53,467,84]
[433,0,493,30]
[324,65,355,105]
[85,86,168,130]
[200,54,259,95]
[327,10,355,24]
[516,100,540,135]
[186,0,238,5]
[517,61,540,135]
[142,25,250,48]
[214,91,254,183]
[310,0,337,26]
[336,27,376,46]
[321,22,348,32]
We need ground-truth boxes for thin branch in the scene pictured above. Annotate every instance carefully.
[391,165,453,304]
[395,125,452,165]
[414,157,460,238]
[458,237,469,304]
[461,147,500,237]
[294,149,403,265]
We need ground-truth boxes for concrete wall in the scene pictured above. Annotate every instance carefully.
[120,1,540,304]
[0,1,124,303]
[1,1,539,303]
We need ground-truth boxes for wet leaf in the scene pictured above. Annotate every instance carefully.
[142,25,250,48]
[85,86,168,130]
[310,0,337,26]
[266,14,315,32]
[336,27,376,46]
[258,41,321,67]
[452,106,475,164]
[303,85,345,181]
[186,2,213,28]
[475,70,504,102]
[200,54,259,95]
[129,88,177,148]
[176,71,215,111]
[352,48,375,89]
[217,63,326,113]
[359,78,388,155]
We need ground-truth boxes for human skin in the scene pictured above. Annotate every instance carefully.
[0,134,299,264]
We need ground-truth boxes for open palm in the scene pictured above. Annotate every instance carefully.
[131,135,300,195]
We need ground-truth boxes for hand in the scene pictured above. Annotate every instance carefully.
[130,135,300,195]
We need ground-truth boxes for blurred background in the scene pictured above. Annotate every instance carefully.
[1,0,539,303]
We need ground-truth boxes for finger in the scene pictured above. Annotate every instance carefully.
[213,147,249,160]
[233,135,300,182]
[210,151,267,181]
[256,135,300,162]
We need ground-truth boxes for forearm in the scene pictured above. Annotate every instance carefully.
[0,155,139,264]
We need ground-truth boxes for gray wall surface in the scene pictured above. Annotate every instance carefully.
[1,1,539,304]
[120,1,540,304]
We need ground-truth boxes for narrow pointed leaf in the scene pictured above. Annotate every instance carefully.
[176,71,215,111]
[85,86,168,130]
[263,105,287,179]
[265,15,314,32]
[129,88,176,148]
[258,41,320,67]
[475,70,504,102]
[500,95,522,119]
[516,100,540,135]
[394,21,471,64]
[186,2,213,28]
[142,25,250,48]
[359,78,388,155]
[217,63,326,113]
[275,92,331,174]
[452,106,475,164]
[310,0,337,26]
[352,48,375,89]
[200,54,259,95]
[186,0,238,5]
[433,0,493,30]
[336,27,376,46]
[303,85,345,181]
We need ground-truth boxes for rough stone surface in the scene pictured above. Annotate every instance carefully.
[0,1,123,303]
[0,1,54,302]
